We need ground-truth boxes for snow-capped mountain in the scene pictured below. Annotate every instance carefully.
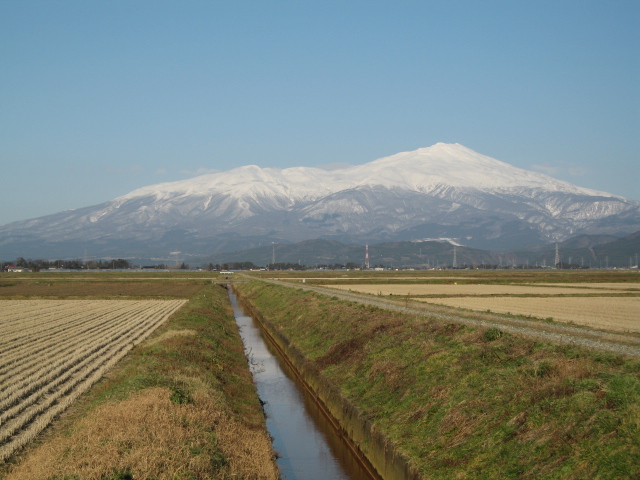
[1,143,638,259]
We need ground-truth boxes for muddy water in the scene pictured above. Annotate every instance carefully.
[229,290,378,480]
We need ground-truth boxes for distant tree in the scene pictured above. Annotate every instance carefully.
[62,259,83,269]
[228,261,258,270]
[93,259,131,269]
[267,262,306,271]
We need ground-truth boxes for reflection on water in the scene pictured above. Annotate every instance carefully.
[229,290,375,480]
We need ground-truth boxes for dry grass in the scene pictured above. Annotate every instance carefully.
[420,296,640,332]
[0,300,187,462]
[535,282,640,291]
[6,387,277,480]
[1,283,278,480]
[0,281,203,298]
[145,329,198,345]
[323,281,640,333]
[326,283,626,296]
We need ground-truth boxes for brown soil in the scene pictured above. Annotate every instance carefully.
[0,281,203,297]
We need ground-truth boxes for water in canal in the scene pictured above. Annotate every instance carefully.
[229,290,378,480]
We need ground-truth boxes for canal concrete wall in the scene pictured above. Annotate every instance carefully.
[234,287,422,480]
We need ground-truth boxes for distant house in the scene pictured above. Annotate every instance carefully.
[5,265,30,273]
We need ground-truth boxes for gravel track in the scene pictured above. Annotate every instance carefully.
[255,278,640,358]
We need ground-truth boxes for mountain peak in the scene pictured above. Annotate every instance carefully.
[1,142,637,260]
[117,143,616,204]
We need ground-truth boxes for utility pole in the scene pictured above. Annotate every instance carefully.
[365,242,370,269]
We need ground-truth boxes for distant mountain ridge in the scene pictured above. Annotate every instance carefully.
[197,230,640,269]
[1,143,638,259]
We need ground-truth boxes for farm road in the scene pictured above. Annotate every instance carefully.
[247,276,640,358]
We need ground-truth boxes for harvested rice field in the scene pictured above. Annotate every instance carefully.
[417,296,640,332]
[325,283,626,296]
[0,281,203,298]
[325,280,640,333]
[0,299,186,462]
[535,282,640,291]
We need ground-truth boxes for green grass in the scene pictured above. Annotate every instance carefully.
[87,283,264,424]
[237,280,640,479]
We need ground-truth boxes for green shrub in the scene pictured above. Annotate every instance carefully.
[483,327,504,342]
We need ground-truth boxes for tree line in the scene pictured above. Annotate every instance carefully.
[2,258,133,271]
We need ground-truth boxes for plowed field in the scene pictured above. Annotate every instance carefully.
[0,299,186,461]
[0,281,202,297]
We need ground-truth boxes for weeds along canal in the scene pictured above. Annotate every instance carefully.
[228,289,380,480]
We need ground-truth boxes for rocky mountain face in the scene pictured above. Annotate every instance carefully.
[1,143,638,259]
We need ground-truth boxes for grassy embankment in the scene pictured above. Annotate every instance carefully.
[236,280,640,479]
[2,279,278,480]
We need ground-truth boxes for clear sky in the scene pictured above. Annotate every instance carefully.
[1,0,638,225]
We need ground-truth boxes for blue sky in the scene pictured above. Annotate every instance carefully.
[1,0,638,225]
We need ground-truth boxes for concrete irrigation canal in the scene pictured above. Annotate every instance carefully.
[229,288,381,480]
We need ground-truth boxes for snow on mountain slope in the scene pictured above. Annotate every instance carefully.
[100,142,630,238]
[351,143,607,195]
[0,143,637,258]
[117,164,344,204]
[117,143,619,204]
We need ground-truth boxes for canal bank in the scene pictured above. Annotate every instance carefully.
[234,280,640,480]
[230,288,382,479]
[233,286,419,480]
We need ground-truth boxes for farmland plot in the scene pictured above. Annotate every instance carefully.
[325,284,624,296]
[325,283,639,333]
[0,299,186,461]
[418,296,640,332]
